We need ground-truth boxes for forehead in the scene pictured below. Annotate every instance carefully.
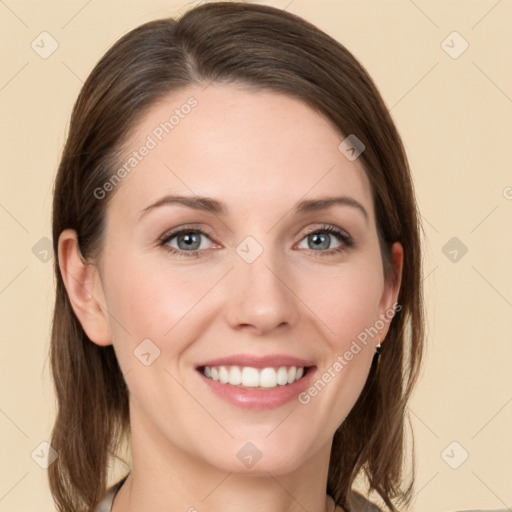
[107,84,374,222]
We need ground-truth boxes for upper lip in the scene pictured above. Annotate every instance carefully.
[196,353,316,369]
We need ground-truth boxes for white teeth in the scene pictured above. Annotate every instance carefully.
[259,367,277,388]
[276,367,288,385]
[202,365,307,389]
[218,366,229,384]
[287,366,296,384]
[241,367,260,387]
[229,366,242,385]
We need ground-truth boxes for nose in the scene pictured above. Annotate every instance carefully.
[224,247,299,336]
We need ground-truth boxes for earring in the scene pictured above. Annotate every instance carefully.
[376,330,382,354]
[374,334,382,369]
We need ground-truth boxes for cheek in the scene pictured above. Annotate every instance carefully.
[102,254,222,360]
[298,258,385,347]
[293,256,383,418]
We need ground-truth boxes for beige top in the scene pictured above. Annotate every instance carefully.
[94,475,127,512]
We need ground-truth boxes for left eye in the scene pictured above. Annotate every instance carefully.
[297,229,345,251]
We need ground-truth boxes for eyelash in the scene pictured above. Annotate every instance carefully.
[159,224,353,258]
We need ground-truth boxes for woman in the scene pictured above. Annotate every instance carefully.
[49,2,424,511]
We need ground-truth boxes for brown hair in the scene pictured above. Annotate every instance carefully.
[49,2,424,511]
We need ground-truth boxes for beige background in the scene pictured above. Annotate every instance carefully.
[1,1,511,511]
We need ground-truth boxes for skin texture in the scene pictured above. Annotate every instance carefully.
[58,84,403,512]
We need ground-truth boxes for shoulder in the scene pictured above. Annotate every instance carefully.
[334,491,382,512]
[94,474,129,512]
[94,488,116,512]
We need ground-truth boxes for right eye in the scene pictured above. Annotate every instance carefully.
[160,228,216,257]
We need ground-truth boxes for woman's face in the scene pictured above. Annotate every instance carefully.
[74,84,402,475]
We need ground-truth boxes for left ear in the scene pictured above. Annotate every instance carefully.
[377,242,403,342]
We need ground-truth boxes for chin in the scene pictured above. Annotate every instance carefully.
[200,437,312,476]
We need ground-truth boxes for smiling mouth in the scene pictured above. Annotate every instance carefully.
[198,365,311,389]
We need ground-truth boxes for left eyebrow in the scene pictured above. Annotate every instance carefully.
[295,196,369,224]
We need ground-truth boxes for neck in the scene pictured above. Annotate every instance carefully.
[113,402,336,512]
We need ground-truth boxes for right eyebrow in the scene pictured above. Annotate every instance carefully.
[138,195,226,221]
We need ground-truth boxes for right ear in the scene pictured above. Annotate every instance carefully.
[57,229,112,346]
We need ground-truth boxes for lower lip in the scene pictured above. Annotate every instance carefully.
[197,368,316,410]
